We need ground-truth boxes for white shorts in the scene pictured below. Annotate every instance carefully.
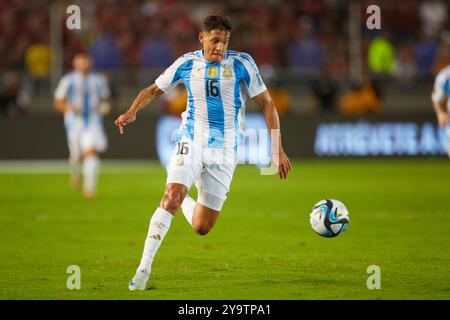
[66,125,108,161]
[166,137,238,211]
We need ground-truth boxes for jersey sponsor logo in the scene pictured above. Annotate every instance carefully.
[207,66,219,78]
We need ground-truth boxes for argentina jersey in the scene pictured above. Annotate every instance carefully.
[432,65,450,113]
[54,71,110,131]
[155,49,267,150]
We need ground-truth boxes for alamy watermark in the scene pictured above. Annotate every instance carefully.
[66,5,81,30]
[66,265,81,290]
[168,127,281,176]
[366,5,381,30]
[366,265,381,289]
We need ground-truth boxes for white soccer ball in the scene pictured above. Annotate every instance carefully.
[309,199,349,238]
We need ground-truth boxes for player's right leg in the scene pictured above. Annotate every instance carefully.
[67,127,82,189]
[129,138,202,291]
[181,148,237,235]
[129,183,187,291]
[69,156,82,189]
[80,127,107,199]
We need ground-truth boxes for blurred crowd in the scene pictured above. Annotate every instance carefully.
[0,0,449,116]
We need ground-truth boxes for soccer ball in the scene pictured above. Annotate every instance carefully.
[309,199,349,238]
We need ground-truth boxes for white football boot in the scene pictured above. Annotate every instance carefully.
[128,269,150,291]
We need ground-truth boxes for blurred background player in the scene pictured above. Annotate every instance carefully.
[54,53,111,198]
[115,15,291,291]
[432,63,450,157]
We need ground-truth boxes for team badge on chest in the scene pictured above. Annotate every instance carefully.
[222,67,233,79]
[207,66,219,78]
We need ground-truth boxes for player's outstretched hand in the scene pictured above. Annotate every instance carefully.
[437,111,449,128]
[65,103,80,114]
[114,110,137,135]
[275,151,291,179]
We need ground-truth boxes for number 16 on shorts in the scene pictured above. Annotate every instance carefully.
[175,141,190,166]
[176,142,189,155]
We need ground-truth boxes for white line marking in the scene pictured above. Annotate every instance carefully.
[0,160,163,174]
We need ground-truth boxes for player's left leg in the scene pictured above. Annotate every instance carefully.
[181,150,238,235]
[181,193,221,234]
[191,200,221,235]
[181,191,228,237]
[82,148,100,199]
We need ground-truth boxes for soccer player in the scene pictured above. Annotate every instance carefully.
[54,53,111,198]
[432,64,450,157]
[114,16,292,291]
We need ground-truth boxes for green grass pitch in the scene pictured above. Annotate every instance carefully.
[0,159,449,300]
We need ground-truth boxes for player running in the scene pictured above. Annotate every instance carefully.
[114,16,292,291]
[54,53,111,198]
[432,64,450,157]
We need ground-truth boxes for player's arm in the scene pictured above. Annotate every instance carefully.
[253,90,292,179]
[53,98,72,114]
[431,72,449,127]
[432,98,448,127]
[53,76,76,114]
[98,75,113,115]
[98,98,112,116]
[114,83,164,135]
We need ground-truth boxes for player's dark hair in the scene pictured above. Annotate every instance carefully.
[202,16,232,33]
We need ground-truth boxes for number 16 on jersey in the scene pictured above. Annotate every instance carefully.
[205,80,220,97]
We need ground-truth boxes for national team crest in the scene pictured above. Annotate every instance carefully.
[207,66,218,78]
[222,67,233,79]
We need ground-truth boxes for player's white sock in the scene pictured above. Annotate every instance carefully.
[83,155,100,194]
[181,194,196,226]
[69,159,81,187]
[137,207,174,273]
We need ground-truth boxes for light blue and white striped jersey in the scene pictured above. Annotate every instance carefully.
[155,49,267,150]
[54,71,110,131]
[432,65,450,112]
